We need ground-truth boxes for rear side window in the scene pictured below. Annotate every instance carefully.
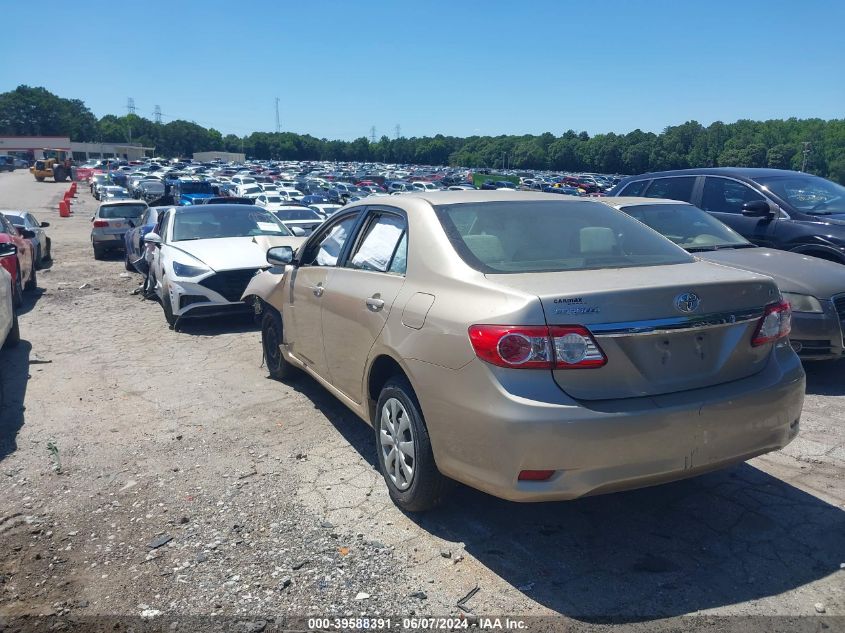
[348,214,407,274]
[644,177,696,202]
[435,201,693,273]
[618,180,649,196]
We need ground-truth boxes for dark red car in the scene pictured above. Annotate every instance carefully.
[0,214,36,307]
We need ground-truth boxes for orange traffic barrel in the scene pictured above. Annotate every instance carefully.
[59,200,70,218]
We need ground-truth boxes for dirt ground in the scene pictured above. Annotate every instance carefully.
[0,169,842,632]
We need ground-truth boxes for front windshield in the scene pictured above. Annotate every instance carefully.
[436,201,693,273]
[754,174,845,214]
[172,207,292,241]
[266,196,283,203]
[620,203,750,251]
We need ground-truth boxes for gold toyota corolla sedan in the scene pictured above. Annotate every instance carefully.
[243,191,805,511]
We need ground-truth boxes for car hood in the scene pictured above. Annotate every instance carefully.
[169,235,306,271]
[699,247,845,299]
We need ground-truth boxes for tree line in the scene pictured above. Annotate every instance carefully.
[1,85,843,182]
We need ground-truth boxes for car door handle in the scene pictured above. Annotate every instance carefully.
[366,297,385,311]
[311,284,324,297]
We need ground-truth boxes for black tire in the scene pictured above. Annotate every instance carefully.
[24,265,36,291]
[3,309,20,349]
[93,244,104,260]
[44,237,51,261]
[12,272,22,309]
[35,177,44,182]
[161,285,177,327]
[53,167,65,182]
[34,245,42,270]
[261,308,296,381]
[124,249,134,271]
[375,376,451,512]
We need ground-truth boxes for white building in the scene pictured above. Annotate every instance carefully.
[0,136,153,161]
[193,151,245,163]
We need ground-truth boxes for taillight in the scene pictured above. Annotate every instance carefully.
[518,470,555,481]
[468,324,606,369]
[751,300,792,346]
[93,220,109,228]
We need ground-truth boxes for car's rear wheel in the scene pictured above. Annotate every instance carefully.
[93,244,104,260]
[375,377,450,512]
[261,308,296,381]
[3,309,20,349]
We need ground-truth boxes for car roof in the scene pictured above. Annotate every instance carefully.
[344,190,599,212]
[98,199,148,206]
[600,197,691,208]
[620,167,806,180]
[0,210,27,217]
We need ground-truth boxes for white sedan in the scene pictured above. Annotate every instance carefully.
[145,204,304,327]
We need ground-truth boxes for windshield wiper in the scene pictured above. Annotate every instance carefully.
[686,244,755,252]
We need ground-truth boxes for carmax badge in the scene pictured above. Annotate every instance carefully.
[675,292,701,313]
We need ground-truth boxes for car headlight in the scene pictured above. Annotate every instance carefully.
[172,261,211,278]
[781,292,823,314]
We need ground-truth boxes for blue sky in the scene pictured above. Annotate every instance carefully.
[2,0,842,140]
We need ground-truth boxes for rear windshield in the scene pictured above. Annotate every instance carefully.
[99,204,146,219]
[435,201,693,273]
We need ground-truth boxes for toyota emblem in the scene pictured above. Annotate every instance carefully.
[675,292,701,313]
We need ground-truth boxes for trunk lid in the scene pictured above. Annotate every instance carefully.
[486,261,781,400]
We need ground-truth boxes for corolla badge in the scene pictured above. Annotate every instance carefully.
[675,292,701,313]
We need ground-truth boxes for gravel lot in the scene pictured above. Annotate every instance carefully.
[0,169,842,631]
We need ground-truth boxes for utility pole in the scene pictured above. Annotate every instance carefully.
[801,142,811,172]
[275,97,281,133]
[154,105,162,124]
[127,97,136,115]
[395,124,401,139]
[370,126,376,143]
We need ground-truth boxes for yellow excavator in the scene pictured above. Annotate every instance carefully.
[31,149,73,182]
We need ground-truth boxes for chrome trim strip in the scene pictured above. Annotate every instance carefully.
[590,308,765,337]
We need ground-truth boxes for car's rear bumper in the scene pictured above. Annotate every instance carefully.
[91,232,127,249]
[410,343,805,502]
[789,303,844,360]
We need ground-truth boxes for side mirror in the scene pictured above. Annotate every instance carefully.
[266,246,294,267]
[40,221,50,228]
[741,200,776,218]
[19,228,36,239]
[144,232,162,246]
[0,242,17,257]
[290,226,306,237]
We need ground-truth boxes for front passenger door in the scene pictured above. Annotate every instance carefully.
[287,213,360,378]
[321,210,408,403]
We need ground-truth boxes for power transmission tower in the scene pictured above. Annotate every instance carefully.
[370,126,376,143]
[275,97,281,133]
[127,97,136,115]
[801,142,811,172]
[154,105,162,123]
[395,124,401,139]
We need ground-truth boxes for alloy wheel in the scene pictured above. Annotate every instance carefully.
[379,397,415,491]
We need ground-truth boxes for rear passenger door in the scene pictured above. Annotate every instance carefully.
[320,208,408,404]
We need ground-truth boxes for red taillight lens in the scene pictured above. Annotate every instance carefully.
[93,220,109,227]
[468,325,552,368]
[518,470,555,481]
[752,300,792,346]
[468,325,606,369]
